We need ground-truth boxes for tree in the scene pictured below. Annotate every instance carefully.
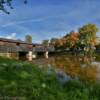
[60,31,79,51]
[25,35,32,43]
[50,38,58,45]
[42,40,49,45]
[67,31,79,48]
[78,23,98,55]
[0,0,27,14]
[50,31,79,51]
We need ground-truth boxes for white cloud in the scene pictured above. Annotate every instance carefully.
[12,33,16,37]
[5,33,16,39]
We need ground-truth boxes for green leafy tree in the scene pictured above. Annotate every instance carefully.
[50,38,58,45]
[42,40,49,45]
[25,35,32,43]
[78,23,98,56]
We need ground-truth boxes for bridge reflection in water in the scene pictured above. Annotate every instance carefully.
[32,55,100,83]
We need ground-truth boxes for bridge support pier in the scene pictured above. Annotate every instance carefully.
[44,51,49,59]
[32,52,37,59]
[27,51,37,61]
[28,51,33,61]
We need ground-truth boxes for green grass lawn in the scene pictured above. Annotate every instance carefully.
[0,57,100,100]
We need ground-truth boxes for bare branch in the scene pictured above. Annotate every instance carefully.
[0,0,27,14]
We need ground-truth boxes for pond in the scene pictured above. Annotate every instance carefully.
[32,54,100,83]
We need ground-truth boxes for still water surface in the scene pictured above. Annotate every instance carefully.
[32,55,100,83]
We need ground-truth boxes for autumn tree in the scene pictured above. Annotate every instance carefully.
[67,31,79,48]
[78,23,98,55]
[60,31,79,51]
[50,31,79,51]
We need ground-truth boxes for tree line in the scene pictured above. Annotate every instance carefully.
[42,23,99,56]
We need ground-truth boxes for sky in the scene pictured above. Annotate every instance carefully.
[0,0,100,43]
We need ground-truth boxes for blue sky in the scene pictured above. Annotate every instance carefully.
[0,0,100,43]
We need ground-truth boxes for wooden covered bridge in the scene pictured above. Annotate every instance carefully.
[0,38,55,60]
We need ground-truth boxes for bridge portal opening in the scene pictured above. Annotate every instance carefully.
[19,52,28,60]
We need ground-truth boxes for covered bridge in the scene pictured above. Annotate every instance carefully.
[0,38,55,59]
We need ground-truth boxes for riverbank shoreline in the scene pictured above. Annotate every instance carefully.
[0,57,100,100]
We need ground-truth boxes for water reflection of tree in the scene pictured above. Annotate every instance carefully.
[79,65,98,83]
[53,56,98,82]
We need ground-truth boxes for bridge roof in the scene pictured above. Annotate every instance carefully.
[0,38,55,52]
[0,38,35,45]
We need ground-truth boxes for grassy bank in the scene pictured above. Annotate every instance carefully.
[0,57,100,100]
